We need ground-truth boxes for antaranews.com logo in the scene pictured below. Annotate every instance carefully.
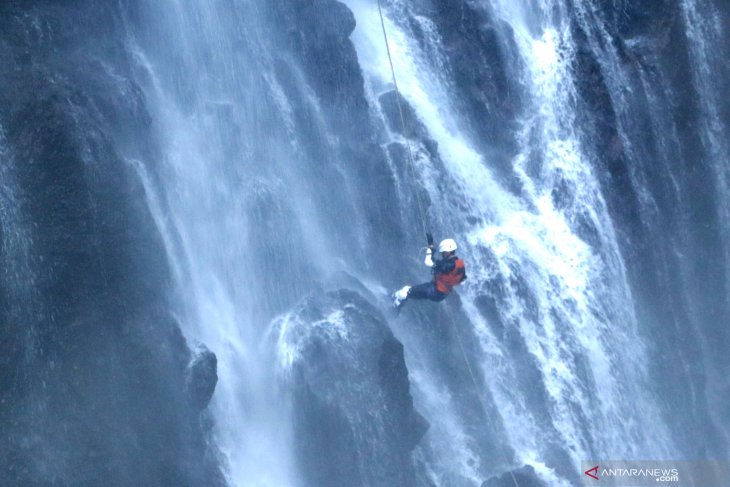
[581,461,729,486]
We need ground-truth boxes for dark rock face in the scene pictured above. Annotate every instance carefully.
[379,90,430,141]
[186,345,218,412]
[482,465,547,487]
[392,0,524,178]
[569,1,730,458]
[271,0,359,113]
[0,2,222,486]
[274,288,428,487]
[267,0,406,264]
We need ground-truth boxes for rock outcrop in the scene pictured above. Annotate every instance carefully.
[273,288,428,487]
[186,345,218,412]
[482,465,547,487]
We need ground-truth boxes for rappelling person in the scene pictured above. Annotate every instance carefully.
[392,233,466,308]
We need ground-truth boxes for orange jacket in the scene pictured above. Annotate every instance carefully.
[434,258,466,293]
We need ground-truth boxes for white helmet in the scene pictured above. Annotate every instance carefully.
[438,238,457,253]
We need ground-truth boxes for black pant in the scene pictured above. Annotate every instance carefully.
[408,282,448,302]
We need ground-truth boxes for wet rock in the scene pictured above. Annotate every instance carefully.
[404,0,523,175]
[274,288,428,487]
[0,4,224,486]
[550,178,575,211]
[482,465,547,487]
[612,1,679,67]
[379,89,430,141]
[602,0,678,41]
[474,293,504,338]
[186,345,218,412]
[269,0,363,116]
[268,0,407,264]
[321,270,379,302]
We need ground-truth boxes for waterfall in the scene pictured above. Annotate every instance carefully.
[1,1,727,486]
[344,0,678,484]
[121,3,307,485]
[124,0,727,484]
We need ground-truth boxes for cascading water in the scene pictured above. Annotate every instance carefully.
[125,0,728,484]
[0,130,36,331]
[121,3,315,485]
[344,0,677,484]
[1,0,728,486]
[0,128,42,395]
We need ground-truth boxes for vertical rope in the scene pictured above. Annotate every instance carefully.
[376,2,520,486]
[376,0,429,239]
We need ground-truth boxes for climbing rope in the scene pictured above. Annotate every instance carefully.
[376,0,429,238]
[376,2,520,486]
